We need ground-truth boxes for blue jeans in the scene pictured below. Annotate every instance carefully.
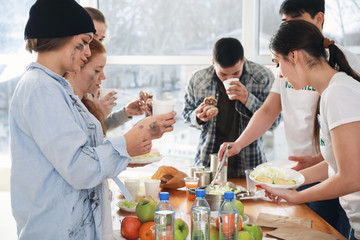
[297,183,350,238]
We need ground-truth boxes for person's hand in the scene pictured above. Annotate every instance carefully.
[195,102,215,123]
[128,140,152,156]
[127,162,151,168]
[227,81,248,104]
[140,101,152,116]
[135,111,176,140]
[259,184,300,205]
[289,154,323,171]
[98,91,117,117]
[124,99,145,117]
[218,142,241,163]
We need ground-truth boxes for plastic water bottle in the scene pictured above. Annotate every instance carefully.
[219,191,239,240]
[190,189,211,240]
[154,192,175,240]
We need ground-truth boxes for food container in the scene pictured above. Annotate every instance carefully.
[187,183,250,211]
[210,153,227,183]
[189,166,205,177]
[194,170,212,188]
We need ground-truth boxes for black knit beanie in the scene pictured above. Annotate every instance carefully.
[24,0,96,39]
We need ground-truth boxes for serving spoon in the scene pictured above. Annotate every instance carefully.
[207,144,231,191]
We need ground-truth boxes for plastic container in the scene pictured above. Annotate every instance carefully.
[210,153,227,184]
[154,192,175,240]
[218,191,239,240]
[190,189,211,240]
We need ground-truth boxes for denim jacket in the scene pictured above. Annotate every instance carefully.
[9,62,130,239]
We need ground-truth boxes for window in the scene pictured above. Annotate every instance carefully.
[99,0,244,165]
[258,0,360,57]
[100,0,243,56]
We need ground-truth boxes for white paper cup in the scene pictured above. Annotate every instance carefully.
[124,178,140,202]
[222,78,238,99]
[99,88,117,99]
[152,100,175,116]
[245,169,256,193]
[144,179,161,202]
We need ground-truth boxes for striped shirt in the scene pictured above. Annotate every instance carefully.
[182,60,278,177]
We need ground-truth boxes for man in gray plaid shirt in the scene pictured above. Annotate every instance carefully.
[182,37,279,178]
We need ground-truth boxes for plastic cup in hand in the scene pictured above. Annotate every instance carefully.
[152,100,175,116]
[124,179,140,202]
[184,177,199,201]
[245,169,256,194]
[144,179,161,202]
[99,88,117,99]
[222,78,238,99]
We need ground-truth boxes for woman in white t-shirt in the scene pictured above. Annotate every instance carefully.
[260,20,360,240]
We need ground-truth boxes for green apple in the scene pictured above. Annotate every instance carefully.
[174,218,189,240]
[135,198,157,222]
[238,230,255,240]
[210,224,219,240]
[234,200,244,216]
[242,223,262,240]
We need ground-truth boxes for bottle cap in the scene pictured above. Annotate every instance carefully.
[195,189,205,197]
[159,192,170,201]
[224,191,234,200]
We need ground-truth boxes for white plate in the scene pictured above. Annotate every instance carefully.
[250,166,305,189]
[130,153,162,164]
[117,200,136,212]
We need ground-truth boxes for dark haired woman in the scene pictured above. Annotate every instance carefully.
[261,20,360,240]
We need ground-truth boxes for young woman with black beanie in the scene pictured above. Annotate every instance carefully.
[9,0,176,239]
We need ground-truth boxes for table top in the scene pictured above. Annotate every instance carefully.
[111,178,346,240]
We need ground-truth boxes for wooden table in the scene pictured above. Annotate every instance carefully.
[112,178,346,240]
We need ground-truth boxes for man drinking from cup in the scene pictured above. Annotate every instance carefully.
[182,37,279,178]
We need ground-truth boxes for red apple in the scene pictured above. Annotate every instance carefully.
[121,216,142,240]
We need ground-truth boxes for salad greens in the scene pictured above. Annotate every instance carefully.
[208,185,242,195]
[250,164,291,180]
[118,200,136,208]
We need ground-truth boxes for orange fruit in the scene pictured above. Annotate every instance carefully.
[139,221,155,240]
